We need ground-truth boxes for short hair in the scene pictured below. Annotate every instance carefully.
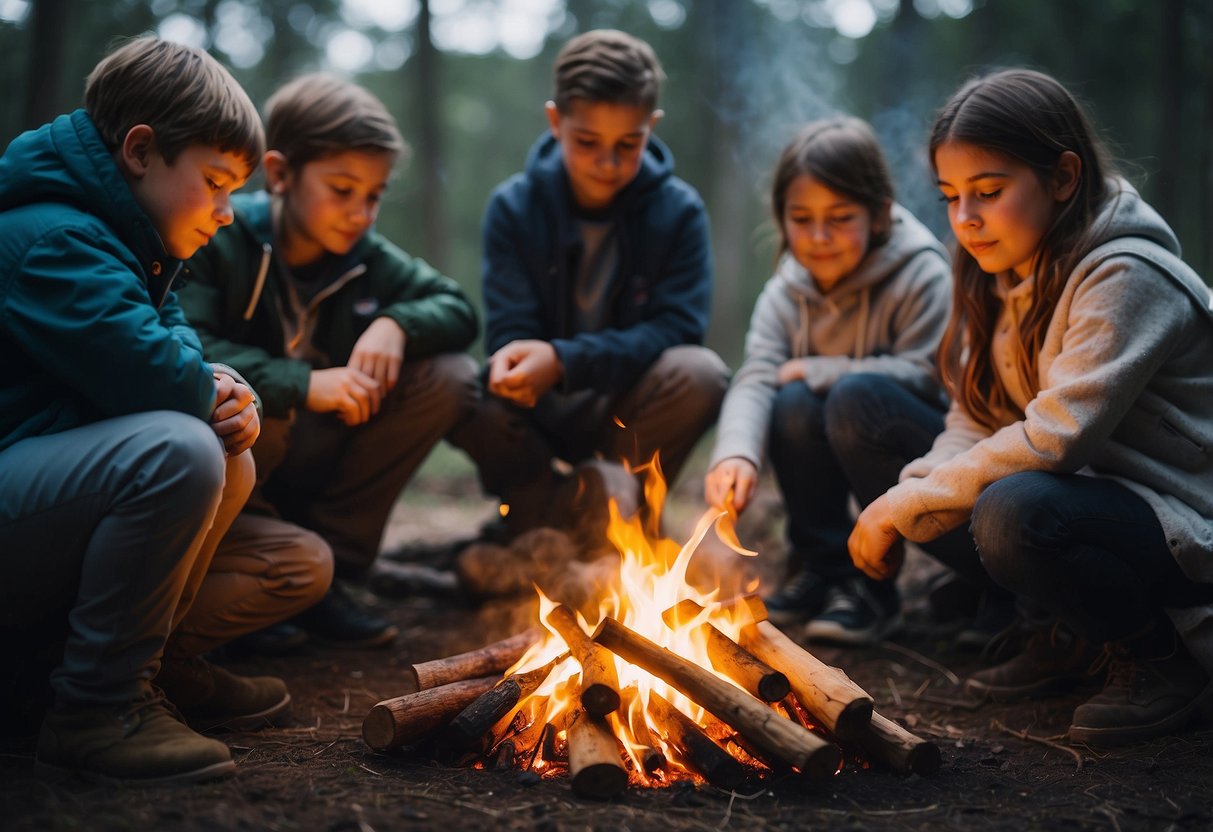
[771,116,895,254]
[552,29,664,114]
[265,74,406,168]
[85,36,263,168]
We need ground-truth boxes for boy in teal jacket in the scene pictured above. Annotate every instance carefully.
[180,74,478,647]
[0,38,328,784]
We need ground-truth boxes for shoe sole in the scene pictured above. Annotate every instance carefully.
[1068,680,1213,748]
[190,692,293,733]
[804,613,904,647]
[964,674,1091,704]
[35,757,236,786]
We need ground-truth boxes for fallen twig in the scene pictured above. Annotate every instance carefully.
[992,719,1084,771]
[879,641,961,686]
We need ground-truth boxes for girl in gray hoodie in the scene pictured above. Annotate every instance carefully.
[705,117,951,644]
[850,70,1213,747]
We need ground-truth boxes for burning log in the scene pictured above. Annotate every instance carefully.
[410,628,542,691]
[618,687,666,774]
[662,600,790,703]
[647,692,744,790]
[445,656,562,750]
[567,709,629,799]
[858,712,941,777]
[592,617,840,779]
[739,616,874,742]
[545,604,621,716]
[362,676,498,753]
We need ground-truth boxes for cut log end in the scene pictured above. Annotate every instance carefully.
[832,697,876,742]
[582,683,622,717]
[362,704,397,752]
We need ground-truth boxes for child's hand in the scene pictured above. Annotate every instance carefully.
[349,317,406,396]
[776,357,809,386]
[487,340,563,408]
[211,372,260,456]
[705,457,759,513]
[848,494,905,581]
[306,366,382,426]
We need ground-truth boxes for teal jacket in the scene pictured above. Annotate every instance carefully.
[180,192,478,418]
[0,110,215,454]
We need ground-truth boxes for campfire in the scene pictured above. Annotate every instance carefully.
[363,463,939,798]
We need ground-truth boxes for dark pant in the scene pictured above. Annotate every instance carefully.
[450,345,728,519]
[971,472,1213,643]
[252,352,478,579]
[771,373,946,582]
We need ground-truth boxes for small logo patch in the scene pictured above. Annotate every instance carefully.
[353,298,380,316]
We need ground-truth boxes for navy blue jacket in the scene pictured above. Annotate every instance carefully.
[482,132,713,395]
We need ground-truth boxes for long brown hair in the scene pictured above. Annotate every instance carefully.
[930,69,1116,431]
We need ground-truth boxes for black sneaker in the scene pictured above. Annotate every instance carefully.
[804,579,902,646]
[764,570,832,626]
[1069,643,1213,747]
[964,621,1101,702]
[294,583,398,648]
[226,622,310,657]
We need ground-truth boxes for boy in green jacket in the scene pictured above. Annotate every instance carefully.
[0,38,326,784]
[180,75,479,648]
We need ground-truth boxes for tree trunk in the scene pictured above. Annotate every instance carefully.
[415,0,448,269]
[1154,0,1183,226]
[22,0,72,131]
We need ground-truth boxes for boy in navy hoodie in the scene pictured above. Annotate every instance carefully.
[0,38,329,784]
[452,29,728,542]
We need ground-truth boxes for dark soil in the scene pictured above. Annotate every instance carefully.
[3,467,1212,832]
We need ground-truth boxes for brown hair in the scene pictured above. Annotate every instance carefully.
[770,116,895,258]
[85,36,263,168]
[265,74,405,169]
[552,29,664,114]
[929,68,1115,432]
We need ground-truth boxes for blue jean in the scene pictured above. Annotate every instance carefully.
[770,373,946,582]
[971,472,1213,643]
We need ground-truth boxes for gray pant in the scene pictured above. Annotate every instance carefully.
[249,352,479,578]
[0,411,326,706]
[450,345,728,523]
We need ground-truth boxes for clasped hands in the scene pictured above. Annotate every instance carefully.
[486,340,563,408]
[306,317,406,426]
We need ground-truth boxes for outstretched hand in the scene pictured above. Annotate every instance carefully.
[211,372,260,456]
[848,493,906,581]
[705,457,759,514]
[487,340,563,408]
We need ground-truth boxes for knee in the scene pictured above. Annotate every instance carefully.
[276,529,334,606]
[769,382,825,451]
[657,346,729,413]
[224,450,255,506]
[823,373,897,448]
[971,472,1055,586]
[151,414,226,504]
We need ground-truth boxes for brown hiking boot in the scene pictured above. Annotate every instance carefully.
[1069,643,1213,748]
[964,622,1102,702]
[35,694,235,785]
[157,655,291,732]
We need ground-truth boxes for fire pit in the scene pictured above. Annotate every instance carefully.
[363,464,939,798]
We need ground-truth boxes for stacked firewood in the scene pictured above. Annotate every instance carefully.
[362,597,939,799]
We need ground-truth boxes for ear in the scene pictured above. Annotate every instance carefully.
[1052,150,1082,202]
[647,109,665,132]
[544,100,561,137]
[118,124,157,178]
[263,150,292,195]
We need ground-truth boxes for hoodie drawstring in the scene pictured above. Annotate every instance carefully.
[243,243,272,321]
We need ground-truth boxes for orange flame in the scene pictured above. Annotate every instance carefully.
[502,457,764,784]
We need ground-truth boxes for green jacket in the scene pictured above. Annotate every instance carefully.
[180,192,478,417]
[0,110,215,454]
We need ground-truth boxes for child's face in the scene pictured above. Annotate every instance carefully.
[133,143,250,259]
[271,149,394,267]
[782,174,874,292]
[546,99,661,211]
[934,140,1061,281]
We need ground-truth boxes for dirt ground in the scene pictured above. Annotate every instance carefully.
[3,459,1212,832]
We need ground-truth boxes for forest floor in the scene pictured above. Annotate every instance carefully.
[3,446,1213,832]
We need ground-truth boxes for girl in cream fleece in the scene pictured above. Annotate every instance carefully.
[850,70,1213,747]
[704,117,951,644]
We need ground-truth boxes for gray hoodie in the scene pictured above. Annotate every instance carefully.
[711,203,951,469]
[888,180,1213,671]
